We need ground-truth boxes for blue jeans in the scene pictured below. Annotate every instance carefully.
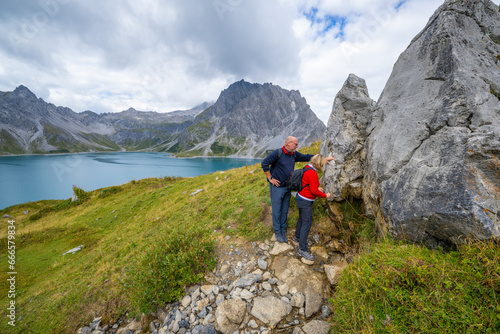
[270,184,291,234]
[295,196,313,251]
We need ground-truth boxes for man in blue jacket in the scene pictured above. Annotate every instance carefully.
[261,136,314,243]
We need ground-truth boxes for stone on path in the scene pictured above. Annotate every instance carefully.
[181,295,191,308]
[233,273,263,287]
[302,320,331,334]
[200,285,214,295]
[214,299,247,334]
[269,242,294,255]
[324,260,348,285]
[251,296,292,327]
[293,327,305,334]
[291,292,305,308]
[271,256,324,296]
[258,257,268,270]
[310,246,329,260]
[304,287,323,318]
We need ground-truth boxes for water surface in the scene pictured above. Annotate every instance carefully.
[0,152,261,209]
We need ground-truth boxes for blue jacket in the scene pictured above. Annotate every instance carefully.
[261,147,313,188]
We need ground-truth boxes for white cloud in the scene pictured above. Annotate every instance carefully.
[0,0,497,124]
[287,0,446,122]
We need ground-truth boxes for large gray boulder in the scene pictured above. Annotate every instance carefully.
[364,0,500,246]
[320,74,375,201]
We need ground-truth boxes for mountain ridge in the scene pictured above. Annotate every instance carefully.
[174,80,326,157]
[0,81,325,157]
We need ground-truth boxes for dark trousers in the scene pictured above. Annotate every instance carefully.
[270,184,292,234]
[295,196,313,252]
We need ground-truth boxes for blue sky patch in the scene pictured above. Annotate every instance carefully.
[303,1,410,40]
[395,0,408,10]
[303,7,348,40]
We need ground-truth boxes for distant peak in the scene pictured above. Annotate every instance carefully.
[15,85,33,93]
[228,79,259,89]
[12,85,37,99]
[81,110,98,116]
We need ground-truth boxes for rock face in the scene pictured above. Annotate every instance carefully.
[364,0,500,246]
[0,86,119,154]
[174,80,326,157]
[99,108,196,152]
[320,74,375,201]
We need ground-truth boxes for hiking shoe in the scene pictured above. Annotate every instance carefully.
[281,232,288,243]
[292,236,300,245]
[298,249,314,261]
[275,233,285,243]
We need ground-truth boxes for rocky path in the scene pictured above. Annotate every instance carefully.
[78,231,349,334]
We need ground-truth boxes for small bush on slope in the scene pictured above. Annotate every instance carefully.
[125,225,216,313]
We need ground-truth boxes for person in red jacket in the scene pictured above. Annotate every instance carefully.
[293,154,331,261]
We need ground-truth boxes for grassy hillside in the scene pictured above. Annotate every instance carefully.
[0,159,275,333]
[0,141,498,333]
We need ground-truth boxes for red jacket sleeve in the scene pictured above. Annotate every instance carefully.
[299,168,327,199]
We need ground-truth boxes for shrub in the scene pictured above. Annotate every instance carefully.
[73,185,90,202]
[126,225,217,313]
[98,186,123,198]
[28,199,74,221]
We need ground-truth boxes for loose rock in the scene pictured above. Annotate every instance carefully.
[214,299,247,334]
[251,296,292,327]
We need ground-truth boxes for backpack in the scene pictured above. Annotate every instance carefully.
[270,148,282,173]
[287,166,311,192]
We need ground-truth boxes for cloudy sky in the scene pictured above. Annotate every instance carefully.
[1,0,496,124]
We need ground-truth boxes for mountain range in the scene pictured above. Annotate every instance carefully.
[0,81,326,157]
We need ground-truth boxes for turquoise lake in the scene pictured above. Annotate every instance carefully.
[0,152,261,210]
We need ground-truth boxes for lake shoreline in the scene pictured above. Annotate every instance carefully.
[0,152,261,210]
[0,150,262,160]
